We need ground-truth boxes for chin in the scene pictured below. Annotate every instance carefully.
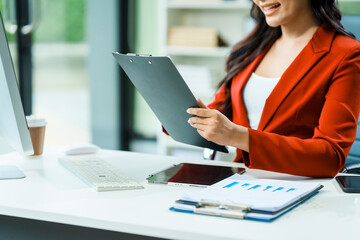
[264,16,282,27]
[265,19,281,28]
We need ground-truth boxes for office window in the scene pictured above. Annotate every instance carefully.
[342,15,360,40]
[32,0,91,145]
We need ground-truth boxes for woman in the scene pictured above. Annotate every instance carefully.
[187,0,360,177]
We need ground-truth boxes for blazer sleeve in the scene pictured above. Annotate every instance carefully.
[242,45,360,177]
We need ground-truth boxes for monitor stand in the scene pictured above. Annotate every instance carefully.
[0,140,26,179]
[0,165,26,179]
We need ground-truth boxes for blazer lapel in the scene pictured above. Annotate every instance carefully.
[257,24,336,131]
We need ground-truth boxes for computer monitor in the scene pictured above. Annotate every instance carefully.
[0,13,34,179]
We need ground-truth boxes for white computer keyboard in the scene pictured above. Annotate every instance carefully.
[59,155,144,192]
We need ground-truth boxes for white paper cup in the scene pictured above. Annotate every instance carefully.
[26,115,47,155]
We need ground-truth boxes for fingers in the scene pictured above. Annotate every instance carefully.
[187,107,214,117]
[197,98,208,109]
[195,128,207,139]
[188,116,210,127]
[190,122,207,132]
[192,124,215,141]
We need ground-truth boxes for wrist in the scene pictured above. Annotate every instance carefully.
[230,125,249,152]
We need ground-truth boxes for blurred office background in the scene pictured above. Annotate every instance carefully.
[0,0,359,159]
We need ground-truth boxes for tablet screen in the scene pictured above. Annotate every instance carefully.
[147,163,246,187]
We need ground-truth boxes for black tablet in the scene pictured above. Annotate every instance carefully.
[335,175,360,193]
[112,53,228,153]
[147,163,246,187]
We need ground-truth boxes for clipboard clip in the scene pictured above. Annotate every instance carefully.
[193,199,250,219]
[126,53,152,57]
[174,199,250,219]
[199,199,251,211]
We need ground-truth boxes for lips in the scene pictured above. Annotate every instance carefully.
[263,3,281,11]
[261,2,281,16]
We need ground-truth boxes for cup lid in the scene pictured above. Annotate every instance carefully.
[26,115,47,127]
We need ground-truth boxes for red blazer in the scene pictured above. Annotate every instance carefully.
[208,24,360,177]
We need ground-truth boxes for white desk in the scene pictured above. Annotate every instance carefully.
[0,146,359,240]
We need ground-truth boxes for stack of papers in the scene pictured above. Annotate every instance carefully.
[171,174,323,221]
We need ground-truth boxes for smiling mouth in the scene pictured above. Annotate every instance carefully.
[261,3,281,16]
[263,3,281,11]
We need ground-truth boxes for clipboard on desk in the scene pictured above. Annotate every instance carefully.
[112,53,228,153]
[171,174,323,221]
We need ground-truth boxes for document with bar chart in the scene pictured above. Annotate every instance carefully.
[171,174,323,221]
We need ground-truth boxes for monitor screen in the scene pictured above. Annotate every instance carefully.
[0,13,34,179]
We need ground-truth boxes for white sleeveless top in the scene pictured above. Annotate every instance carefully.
[243,72,281,129]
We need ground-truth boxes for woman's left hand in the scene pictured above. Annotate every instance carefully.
[187,99,249,151]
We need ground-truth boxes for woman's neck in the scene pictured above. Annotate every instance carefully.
[279,12,320,44]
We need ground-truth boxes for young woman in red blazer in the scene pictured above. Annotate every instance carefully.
[187,0,360,177]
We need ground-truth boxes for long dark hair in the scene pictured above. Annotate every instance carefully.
[216,0,355,120]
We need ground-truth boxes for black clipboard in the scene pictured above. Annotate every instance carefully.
[112,53,228,153]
